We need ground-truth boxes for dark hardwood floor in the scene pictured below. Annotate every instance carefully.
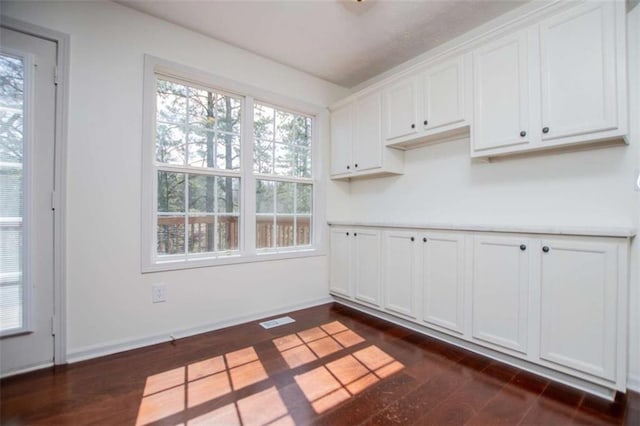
[1,303,638,425]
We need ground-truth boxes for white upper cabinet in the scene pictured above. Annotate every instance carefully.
[330,104,353,177]
[355,91,384,172]
[471,1,626,157]
[423,55,467,132]
[384,77,419,141]
[472,31,531,153]
[539,2,618,142]
[330,90,403,180]
[384,54,471,149]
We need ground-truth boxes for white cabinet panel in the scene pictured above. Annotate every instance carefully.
[329,227,352,298]
[383,231,417,318]
[472,31,531,153]
[355,92,383,172]
[422,234,465,334]
[472,236,529,353]
[330,104,353,177]
[331,92,403,180]
[539,240,617,380]
[539,2,617,141]
[423,56,465,131]
[385,77,418,140]
[354,229,382,307]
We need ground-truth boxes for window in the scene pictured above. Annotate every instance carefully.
[154,78,241,259]
[143,56,323,271]
[254,104,313,250]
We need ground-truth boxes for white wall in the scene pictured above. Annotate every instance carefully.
[2,1,349,358]
[327,4,640,390]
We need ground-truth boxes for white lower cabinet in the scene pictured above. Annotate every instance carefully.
[421,233,465,334]
[353,229,382,307]
[330,227,382,307]
[383,230,418,318]
[329,225,629,394]
[538,239,618,381]
[472,236,530,354]
[329,227,352,298]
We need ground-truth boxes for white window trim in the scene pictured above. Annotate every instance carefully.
[141,55,327,273]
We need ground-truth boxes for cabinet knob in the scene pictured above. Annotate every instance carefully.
[354,163,358,168]
[542,246,550,253]
[410,236,415,242]
[520,244,526,251]
[354,232,357,237]
[346,165,350,170]
[423,237,427,243]
[411,123,415,129]
[542,127,550,134]
[346,232,349,236]
[520,131,527,137]
[424,120,428,126]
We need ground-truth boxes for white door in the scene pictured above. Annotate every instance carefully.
[353,229,381,307]
[423,56,465,131]
[539,2,617,142]
[472,236,530,354]
[382,230,417,318]
[354,91,382,172]
[384,77,418,141]
[330,104,353,176]
[422,233,465,334]
[472,31,531,153]
[539,239,617,380]
[0,27,57,376]
[329,227,352,298]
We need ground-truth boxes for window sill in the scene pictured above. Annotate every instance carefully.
[141,247,325,273]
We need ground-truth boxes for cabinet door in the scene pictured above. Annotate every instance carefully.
[384,77,418,141]
[539,2,617,142]
[422,234,465,334]
[472,31,531,153]
[539,240,617,380]
[472,236,529,353]
[423,56,465,131]
[330,104,353,176]
[329,227,352,297]
[354,91,383,172]
[383,231,417,318]
[353,229,381,306]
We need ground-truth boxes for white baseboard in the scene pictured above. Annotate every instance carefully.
[628,373,640,392]
[66,296,333,364]
[1,361,54,379]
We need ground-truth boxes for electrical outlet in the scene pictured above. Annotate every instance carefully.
[152,284,167,303]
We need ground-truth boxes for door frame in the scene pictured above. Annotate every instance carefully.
[1,16,69,366]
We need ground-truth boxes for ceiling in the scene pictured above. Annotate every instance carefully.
[119,0,530,88]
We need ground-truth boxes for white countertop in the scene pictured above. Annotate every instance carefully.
[327,221,636,238]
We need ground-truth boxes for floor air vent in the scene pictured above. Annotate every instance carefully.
[259,316,295,329]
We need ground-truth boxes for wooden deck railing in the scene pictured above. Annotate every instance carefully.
[157,215,310,254]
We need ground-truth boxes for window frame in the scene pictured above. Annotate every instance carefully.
[141,55,326,273]
[0,47,34,336]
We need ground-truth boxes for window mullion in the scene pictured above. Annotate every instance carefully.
[243,96,256,255]
[184,173,189,257]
